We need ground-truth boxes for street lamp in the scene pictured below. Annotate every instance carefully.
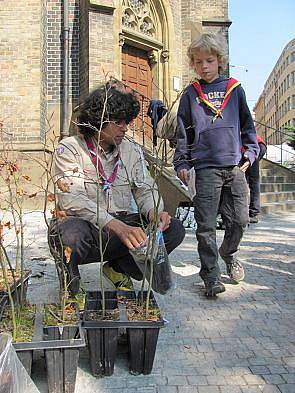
[229,64,249,72]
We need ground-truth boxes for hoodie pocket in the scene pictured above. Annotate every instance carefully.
[196,126,239,158]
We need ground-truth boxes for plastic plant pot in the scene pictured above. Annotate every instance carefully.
[83,291,119,377]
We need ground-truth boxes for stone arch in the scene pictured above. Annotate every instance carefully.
[114,0,176,103]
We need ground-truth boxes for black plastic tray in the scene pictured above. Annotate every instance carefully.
[0,295,8,319]
[82,290,165,328]
[12,305,85,351]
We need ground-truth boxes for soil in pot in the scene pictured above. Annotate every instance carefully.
[0,303,36,373]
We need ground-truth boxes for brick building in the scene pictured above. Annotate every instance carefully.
[0,0,230,150]
[254,38,295,144]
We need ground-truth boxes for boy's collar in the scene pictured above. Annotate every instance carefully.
[199,75,227,85]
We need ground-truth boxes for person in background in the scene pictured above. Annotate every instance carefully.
[173,33,259,297]
[246,134,267,223]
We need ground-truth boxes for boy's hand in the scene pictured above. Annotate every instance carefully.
[240,152,250,172]
[240,159,250,172]
[177,169,189,185]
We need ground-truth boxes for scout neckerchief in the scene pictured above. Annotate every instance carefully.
[85,138,120,193]
[193,77,240,123]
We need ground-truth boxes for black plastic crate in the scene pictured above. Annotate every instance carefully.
[82,290,165,376]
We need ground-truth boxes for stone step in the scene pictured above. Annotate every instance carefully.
[261,175,289,184]
[261,183,295,192]
[260,168,277,177]
[260,191,295,204]
[261,200,295,214]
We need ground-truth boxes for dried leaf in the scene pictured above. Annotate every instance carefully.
[64,247,72,263]
[51,208,67,219]
[16,187,24,196]
[47,192,55,202]
[72,167,79,173]
[28,192,38,198]
[7,162,19,175]
[22,175,31,182]
[57,179,70,193]
[4,221,12,229]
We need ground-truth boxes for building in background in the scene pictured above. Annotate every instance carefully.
[0,0,230,152]
[254,38,295,144]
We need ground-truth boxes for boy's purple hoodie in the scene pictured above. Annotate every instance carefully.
[173,76,259,171]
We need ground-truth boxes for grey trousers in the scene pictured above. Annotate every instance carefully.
[193,166,249,282]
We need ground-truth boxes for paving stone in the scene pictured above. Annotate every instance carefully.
[198,387,220,393]
[266,365,288,374]
[260,385,281,393]
[261,374,285,384]
[241,387,261,393]
[277,384,295,393]
[220,387,242,393]
[243,374,265,385]
[249,366,270,375]
[157,387,177,393]
[167,376,188,386]
[177,387,199,393]
[225,376,247,386]
[282,374,295,383]
[187,375,207,385]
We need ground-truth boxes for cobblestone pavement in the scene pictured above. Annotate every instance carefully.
[14,211,295,393]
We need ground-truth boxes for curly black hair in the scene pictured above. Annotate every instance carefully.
[76,82,140,138]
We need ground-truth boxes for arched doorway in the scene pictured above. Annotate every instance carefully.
[122,44,153,140]
[119,0,171,144]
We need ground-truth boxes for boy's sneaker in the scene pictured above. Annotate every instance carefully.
[103,262,134,291]
[204,279,226,297]
[226,260,245,282]
[249,215,259,224]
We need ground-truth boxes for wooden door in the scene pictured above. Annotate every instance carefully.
[122,44,152,141]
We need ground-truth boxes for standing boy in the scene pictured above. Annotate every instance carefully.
[173,33,259,297]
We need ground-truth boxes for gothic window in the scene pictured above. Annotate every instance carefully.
[122,0,156,38]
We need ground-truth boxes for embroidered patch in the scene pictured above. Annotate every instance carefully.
[56,146,65,155]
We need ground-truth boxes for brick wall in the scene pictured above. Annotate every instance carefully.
[89,7,115,89]
[41,0,48,141]
[79,0,89,101]
[0,0,41,143]
[47,0,80,105]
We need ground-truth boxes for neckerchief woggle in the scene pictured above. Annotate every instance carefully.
[193,78,240,123]
[85,138,120,193]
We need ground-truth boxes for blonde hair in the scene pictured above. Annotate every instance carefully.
[187,33,227,72]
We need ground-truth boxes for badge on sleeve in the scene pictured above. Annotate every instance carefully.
[56,146,65,155]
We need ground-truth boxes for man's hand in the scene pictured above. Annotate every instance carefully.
[104,219,147,250]
[148,209,171,232]
[177,169,189,185]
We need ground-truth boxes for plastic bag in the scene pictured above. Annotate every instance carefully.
[130,229,174,295]
[0,334,40,393]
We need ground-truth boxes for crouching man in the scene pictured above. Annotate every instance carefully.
[49,83,185,295]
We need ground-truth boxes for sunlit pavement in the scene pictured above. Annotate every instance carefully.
[19,210,295,393]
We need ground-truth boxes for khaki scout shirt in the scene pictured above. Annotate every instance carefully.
[54,135,164,228]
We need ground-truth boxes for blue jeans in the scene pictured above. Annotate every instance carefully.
[193,166,249,282]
